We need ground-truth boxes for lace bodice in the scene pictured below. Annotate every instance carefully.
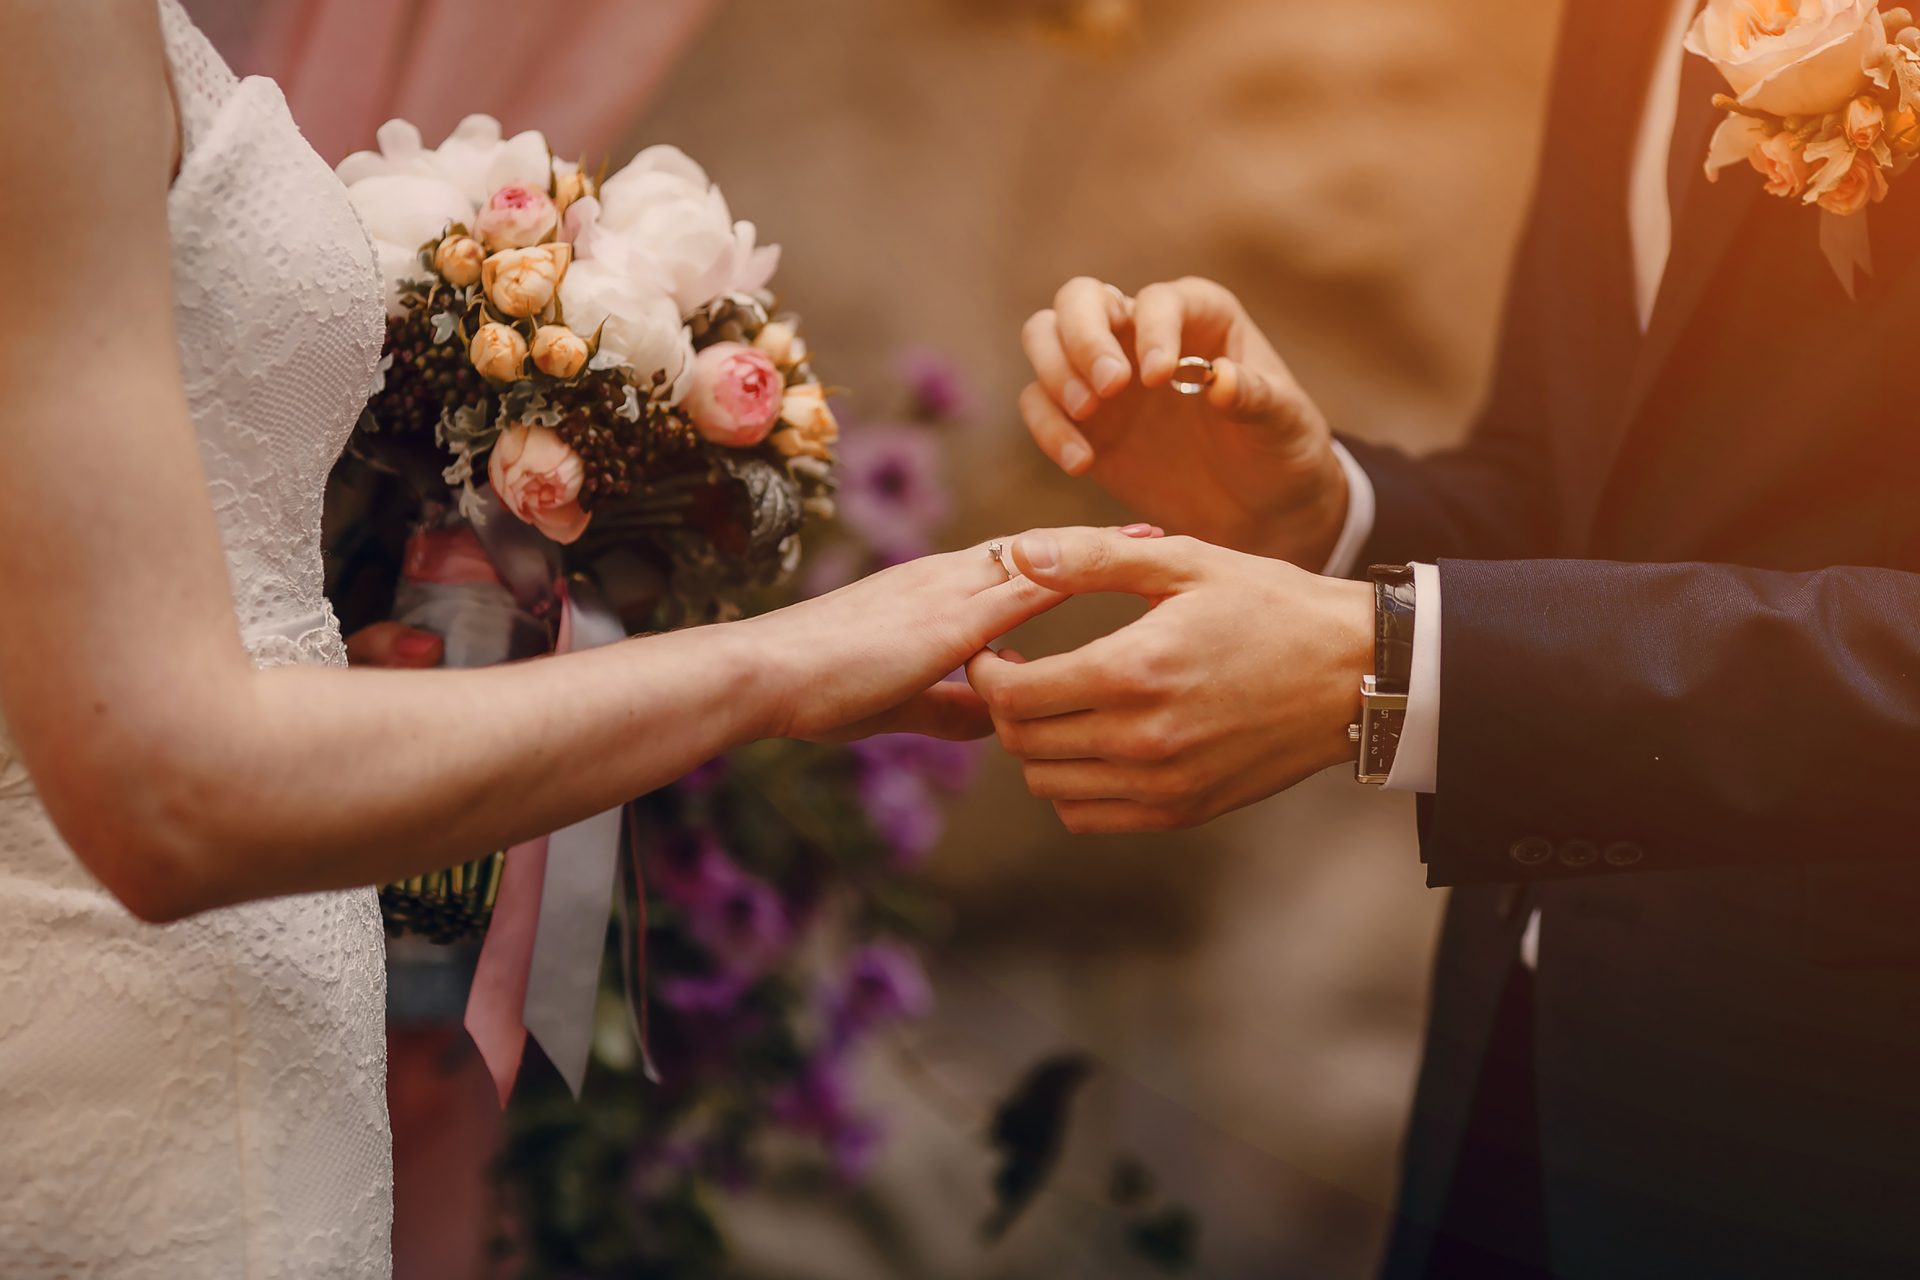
[0,4,393,1275]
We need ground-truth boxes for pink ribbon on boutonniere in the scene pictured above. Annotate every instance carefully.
[402,492,654,1104]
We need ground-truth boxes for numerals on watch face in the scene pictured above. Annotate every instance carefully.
[1365,708,1405,772]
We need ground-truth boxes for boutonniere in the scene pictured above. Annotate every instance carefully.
[1688,0,1920,295]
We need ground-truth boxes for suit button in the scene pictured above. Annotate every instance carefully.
[1559,839,1598,868]
[1604,841,1645,867]
[1510,836,1553,867]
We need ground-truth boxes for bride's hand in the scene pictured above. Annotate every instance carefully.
[744,540,1065,743]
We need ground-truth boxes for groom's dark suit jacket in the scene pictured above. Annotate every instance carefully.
[1340,2,1920,1276]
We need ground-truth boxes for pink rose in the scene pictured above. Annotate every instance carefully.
[684,342,783,447]
[475,183,559,252]
[488,422,592,543]
[1749,130,1817,196]
[1816,146,1891,213]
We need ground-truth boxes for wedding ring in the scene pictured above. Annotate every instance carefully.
[988,540,1017,580]
[1169,355,1215,396]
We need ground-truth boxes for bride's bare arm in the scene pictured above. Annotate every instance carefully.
[0,3,1058,921]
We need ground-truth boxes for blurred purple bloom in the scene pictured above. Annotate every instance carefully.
[647,831,738,908]
[853,733,982,792]
[836,425,950,563]
[829,942,934,1049]
[685,861,791,976]
[770,1056,886,1184]
[678,756,730,792]
[658,972,753,1016]
[858,765,944,866]
[899,348,973,423]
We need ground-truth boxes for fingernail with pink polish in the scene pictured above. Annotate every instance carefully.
[1120,523,1154,537]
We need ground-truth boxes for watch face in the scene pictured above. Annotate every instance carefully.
[1365,707,1405,774]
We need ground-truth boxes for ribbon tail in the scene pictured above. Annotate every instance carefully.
[1819,208,1873,300]
[512,582,633,1099]
[522,806,623,1098]
[463,834,550,1107]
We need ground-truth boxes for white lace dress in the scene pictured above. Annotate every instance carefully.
[0,3,392,1275]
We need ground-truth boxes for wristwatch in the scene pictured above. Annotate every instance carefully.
[1349,564,1415,784]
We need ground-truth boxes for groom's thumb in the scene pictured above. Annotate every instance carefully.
[1011,527,1199,598]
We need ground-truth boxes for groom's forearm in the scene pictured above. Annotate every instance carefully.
[1417,558,1920,886]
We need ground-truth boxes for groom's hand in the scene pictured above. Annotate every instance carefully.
[1020,277,1348,566]
[967,527,1373,834]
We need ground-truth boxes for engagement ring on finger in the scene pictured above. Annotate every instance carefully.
[1170,356,1215,396]
[989,540,1017,580]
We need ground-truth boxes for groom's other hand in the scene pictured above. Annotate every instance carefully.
[967,528,1373,834]
[1020,277,1348,567]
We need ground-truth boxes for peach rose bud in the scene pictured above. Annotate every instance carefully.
[553,169,590,214]
[770,382,840,461]
[531,325,589,380]
[482,242,571,319]
[469,321,529,382]
[475,182,559,252]
[433,235,486,288]
[1817,148,1891,215]
[1891,104,1920,153]
[1846,95,1885,149]
[685,342,784,447]
[487,422,591,544]
[752,320,805,367]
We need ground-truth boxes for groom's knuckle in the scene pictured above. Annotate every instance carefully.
[1022,309,1056,346]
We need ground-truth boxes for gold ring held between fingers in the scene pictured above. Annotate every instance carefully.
[1169,355,1215,396]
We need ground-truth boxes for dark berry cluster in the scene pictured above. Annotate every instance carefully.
[547,373,702,508]
[371,298,488,437]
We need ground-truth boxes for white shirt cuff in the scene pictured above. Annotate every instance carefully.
[1384,561,1440,793]
[1319,440,1376,579]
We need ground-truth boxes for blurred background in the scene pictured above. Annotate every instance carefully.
[193,0,1559,1274]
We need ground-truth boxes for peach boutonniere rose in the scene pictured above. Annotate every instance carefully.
[1690,0,1920,290]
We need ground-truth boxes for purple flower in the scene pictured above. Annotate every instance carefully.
[828,942,933,1049]
[836,425,951,562]
[853,733,982,792]
[685,861,791,977]
[658,971,753,1016]
[858,765,944,867]
[647,831,738,908]
[678,756,730,792]
[770,1056,887,1184]
[899,348,973,423]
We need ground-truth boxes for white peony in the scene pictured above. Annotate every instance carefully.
[558,257,696,402]
[580,145,780,316]
[345,174,475,315]
[337,114,555,206]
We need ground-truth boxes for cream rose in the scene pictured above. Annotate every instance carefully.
[433,235,485,287]
[770,383,840,462]
[1685,0,1886,118]
[469,322,528,383]
[556,258,695,400]
[531,325,589,380]
[482,243,571,319]
[1845,94,1885,147]
[488,423,591,544]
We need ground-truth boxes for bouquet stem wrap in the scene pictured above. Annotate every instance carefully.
[401,492,652,1102]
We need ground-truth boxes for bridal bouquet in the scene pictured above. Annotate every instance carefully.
[341,115,837,622]
[334,116,840,1101]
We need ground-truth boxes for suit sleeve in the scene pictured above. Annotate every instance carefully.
[1418,558,1920,886]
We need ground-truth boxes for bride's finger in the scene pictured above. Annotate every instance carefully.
[1020,383,1094,475]
[1053,276,1133,399]
[1021,309,1096,420]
